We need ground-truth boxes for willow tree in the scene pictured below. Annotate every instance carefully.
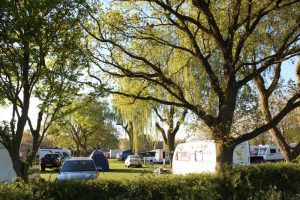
[113,86,188,157]
[113,94,153,153]
[0,0,88,181]
[84,0,300,172]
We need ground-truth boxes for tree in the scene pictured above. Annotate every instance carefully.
[84,0,300,172]
[0,0,87,181]
[52,98,118,156]
[113,95,153,153]
[116,120,134,150]
[254,60,300,161]
[154,105,187,165]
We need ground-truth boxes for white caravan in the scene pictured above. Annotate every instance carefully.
[172,140,250,174]
[38,148,71,160]
[250,144,284,163]
[0,142,17,182]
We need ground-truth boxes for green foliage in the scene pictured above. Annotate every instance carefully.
[226,163,300,199]
[0,180,51,200]
[113,97,153,152]
[0,0,91,180]
[294,155,300,164]
[80,0,300,173]
[1,163,300,200]
[48,97,118,152]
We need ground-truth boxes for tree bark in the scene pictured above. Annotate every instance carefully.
[215,142,235,173]
[154,106,187,167]
[9,150,29,182]
[260,94,294,161]
[7,37,32,182]
[167,133,175,167]
[254,63,296,162]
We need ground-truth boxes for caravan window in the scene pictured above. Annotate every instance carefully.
[63,152,69,157]
[195,151,203,162]
[176,152,190,161]
[258,148,267,155]
[270,149,276,154]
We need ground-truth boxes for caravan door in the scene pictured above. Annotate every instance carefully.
[232,141,250,165]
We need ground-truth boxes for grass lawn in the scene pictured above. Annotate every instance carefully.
[37,159,172,182]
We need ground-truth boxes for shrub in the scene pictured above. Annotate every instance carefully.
[226,163,300,199]
[0,163,299,200]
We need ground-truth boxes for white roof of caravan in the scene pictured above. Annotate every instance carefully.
[0,142,17,183]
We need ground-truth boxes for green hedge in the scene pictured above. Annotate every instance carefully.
[0,163,299,200]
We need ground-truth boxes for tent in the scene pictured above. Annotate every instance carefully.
[0,142,17,182]
[89,150,109,172]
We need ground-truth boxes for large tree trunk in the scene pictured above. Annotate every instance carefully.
[215,142,235,173]
[9,151,29,182]
[10,38,32,182]
[167,133,175,167]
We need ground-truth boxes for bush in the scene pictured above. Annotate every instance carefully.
[293,155,300,164]
[226,163,300,199]
[0,163,299,200]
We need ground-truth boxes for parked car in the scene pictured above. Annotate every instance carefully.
[125,155,142,168]
[116,152,122,161]
[56,157,98,181]
[40,153,61,171]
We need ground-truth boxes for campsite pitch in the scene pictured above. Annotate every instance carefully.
[38,159,171,181]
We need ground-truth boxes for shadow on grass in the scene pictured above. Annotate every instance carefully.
[109,168,152,174]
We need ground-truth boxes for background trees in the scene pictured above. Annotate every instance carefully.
[0,0,88,181]
[154,105,187,165]
[85,0,300,172]
[49,98,118,156]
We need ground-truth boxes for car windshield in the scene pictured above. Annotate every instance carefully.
[45,154,60,159]
[145,152,155,157]
[61,160,96,172]
[130,155,140,159]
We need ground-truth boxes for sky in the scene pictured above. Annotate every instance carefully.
[281,59,298,82]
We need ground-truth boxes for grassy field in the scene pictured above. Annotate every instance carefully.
[38,159,172,182]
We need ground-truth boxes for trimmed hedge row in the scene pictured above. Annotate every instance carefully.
[0,163,299,200]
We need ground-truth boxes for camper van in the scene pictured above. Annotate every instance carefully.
[172,140,250,174]
[38,148,71,160]
[0,142,17,182]
[250,144,284,163]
